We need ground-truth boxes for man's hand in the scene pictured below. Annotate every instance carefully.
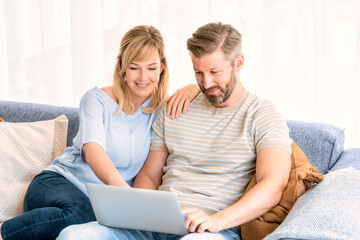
[182,207,221,234]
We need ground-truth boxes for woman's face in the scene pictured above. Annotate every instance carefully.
[125,52,162,103]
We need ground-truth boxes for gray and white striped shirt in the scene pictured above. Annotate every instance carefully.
[151,89,292,215]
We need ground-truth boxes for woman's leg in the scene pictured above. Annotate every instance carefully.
[1,171,96,240]
[0,222,3,240]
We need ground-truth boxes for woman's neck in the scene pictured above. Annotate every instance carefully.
[129,93,150,111]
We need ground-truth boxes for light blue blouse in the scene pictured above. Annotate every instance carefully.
[46,87,157,195]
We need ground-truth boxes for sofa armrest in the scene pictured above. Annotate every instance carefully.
[330,148,360,171]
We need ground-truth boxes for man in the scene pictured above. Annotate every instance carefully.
[58,22,292,240]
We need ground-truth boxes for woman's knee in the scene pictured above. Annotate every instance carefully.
[64,199,96,224]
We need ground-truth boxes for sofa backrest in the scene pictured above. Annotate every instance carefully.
[0,100,344,174]
[0,100,79,147]
[287,120,344,174]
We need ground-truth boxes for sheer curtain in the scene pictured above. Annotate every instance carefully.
[0,0,359,148]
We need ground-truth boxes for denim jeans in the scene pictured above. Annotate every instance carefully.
[1,171,96,240]
[57,221,241,240]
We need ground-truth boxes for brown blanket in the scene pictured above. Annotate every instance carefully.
[240,142,324,240]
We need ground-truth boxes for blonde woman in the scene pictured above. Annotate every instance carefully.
[0,25,199,240]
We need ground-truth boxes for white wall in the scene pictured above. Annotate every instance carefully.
[0,0,359,148]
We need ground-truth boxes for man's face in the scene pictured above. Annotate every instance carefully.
[191,49,238,106]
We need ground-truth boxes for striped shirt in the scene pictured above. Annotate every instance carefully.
[151,89,292,215]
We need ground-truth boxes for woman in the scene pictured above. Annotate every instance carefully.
[0,25,199,240]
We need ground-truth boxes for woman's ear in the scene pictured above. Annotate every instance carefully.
[160,63,164,74]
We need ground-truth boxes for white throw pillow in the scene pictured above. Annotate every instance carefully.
[0,115,68,222]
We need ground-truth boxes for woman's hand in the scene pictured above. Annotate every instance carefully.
[182,207,221,234]
[165,83,200,119]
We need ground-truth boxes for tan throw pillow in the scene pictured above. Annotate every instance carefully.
[240,142,324,240]
[0,116,68,222]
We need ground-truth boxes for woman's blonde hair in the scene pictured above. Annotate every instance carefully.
[113,25,169,115]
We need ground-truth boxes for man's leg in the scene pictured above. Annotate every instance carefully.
[179,228,240,240]
[1,171,96,240]
[57,221,158,240]
[58,224,239,240]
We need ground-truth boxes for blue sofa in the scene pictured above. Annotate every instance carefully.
[1,100,360,239]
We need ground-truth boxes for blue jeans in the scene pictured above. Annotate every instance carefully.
[1,171,96,240]
[57,221,240,240]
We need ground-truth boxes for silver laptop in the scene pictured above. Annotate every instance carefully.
[86,183,188,235]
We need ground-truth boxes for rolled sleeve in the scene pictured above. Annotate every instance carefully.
[150,106,168,152]
[251,101,292,154]
[78,91,107,160]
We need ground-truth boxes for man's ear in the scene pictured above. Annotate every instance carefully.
[234,54,244,71]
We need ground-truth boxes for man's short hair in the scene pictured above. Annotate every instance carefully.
[187,22,242,61]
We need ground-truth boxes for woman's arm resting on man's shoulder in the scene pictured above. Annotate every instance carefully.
[83,142,130,188]
[166,83,200,119]
[133,150,169,190]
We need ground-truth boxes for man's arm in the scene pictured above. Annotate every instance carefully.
[183,147,291,233]
[133,150,169,190]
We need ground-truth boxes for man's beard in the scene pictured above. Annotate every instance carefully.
[200,69,237,105]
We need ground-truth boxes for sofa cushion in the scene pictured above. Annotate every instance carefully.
[287,120,344,174]
[240,142,323,240]
[331,148,360,171]
[0,100,79,146]
[0,116,68,222]
[264,169,360,240]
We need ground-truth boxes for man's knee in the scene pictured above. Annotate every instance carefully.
[180,232,219,240]
[180,232,235,240]
[57,222,110,240]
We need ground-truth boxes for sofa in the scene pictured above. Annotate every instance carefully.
[1,100,360,239]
